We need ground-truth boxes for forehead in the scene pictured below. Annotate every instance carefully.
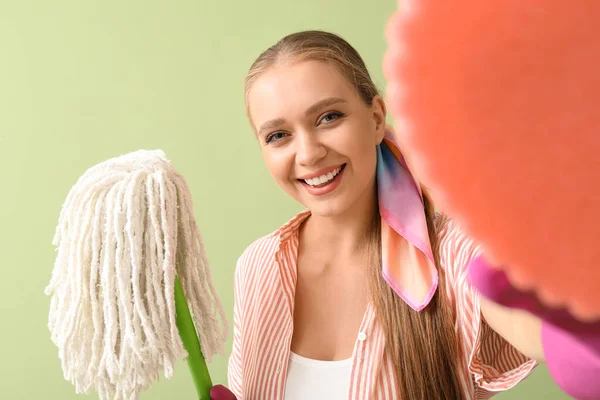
[247,60,359,128]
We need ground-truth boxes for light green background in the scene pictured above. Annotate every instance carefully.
[0,1,570,399]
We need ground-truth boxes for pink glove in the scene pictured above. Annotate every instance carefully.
[468,255,600,400]
[210,385,237,400]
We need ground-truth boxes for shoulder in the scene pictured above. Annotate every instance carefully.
[234,233,279,287]
[433,213,474,250]
[234,209,309,289]
[433,213,484,292]
[434,214,482,271]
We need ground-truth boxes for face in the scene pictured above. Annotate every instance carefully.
[247,60,386,218]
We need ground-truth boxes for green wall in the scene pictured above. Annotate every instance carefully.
[0,1,569,398]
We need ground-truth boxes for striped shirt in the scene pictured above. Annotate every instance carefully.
[227,210,538,399]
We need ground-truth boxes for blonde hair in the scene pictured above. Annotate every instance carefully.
[245,30,378,116]
[244,30,465,399]
[45,150,228,399]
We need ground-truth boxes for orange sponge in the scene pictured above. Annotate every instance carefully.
[383,0,600,320]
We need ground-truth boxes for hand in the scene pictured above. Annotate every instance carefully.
[468,255,600,400]
[210,384,237,400]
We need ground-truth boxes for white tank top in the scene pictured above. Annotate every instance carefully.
[284,352,353,400]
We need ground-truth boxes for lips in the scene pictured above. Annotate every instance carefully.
[298,164,347,196]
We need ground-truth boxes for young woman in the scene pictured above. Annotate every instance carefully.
[225,30,545,400]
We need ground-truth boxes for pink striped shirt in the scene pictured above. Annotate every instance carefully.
[227,210,538,399]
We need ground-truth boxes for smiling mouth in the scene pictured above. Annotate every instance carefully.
[299,164,346,187]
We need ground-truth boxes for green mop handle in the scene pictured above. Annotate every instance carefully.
[174,276,213,400]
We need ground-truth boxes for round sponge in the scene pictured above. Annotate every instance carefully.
[383,0,600,320]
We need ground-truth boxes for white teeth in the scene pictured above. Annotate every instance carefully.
[304,166,342,186]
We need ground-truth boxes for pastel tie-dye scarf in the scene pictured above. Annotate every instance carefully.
[376,128,437,311]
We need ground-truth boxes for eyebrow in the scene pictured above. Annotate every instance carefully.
[258,118,285,136]
[305,97,347,116]
[257,97,348,135]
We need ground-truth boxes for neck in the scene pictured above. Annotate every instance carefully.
[301,182,378,259]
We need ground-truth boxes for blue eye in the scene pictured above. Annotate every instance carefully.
[319,111,344,124]
[265,131,287,144]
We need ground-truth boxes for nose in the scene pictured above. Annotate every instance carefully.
[295,132,327,166]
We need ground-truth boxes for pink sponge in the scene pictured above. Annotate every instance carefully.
[383,0,600,320]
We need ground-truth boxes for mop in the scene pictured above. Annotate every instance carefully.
[45,149,229,400]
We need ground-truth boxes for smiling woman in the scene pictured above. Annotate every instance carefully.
[222,30,541,400]
[3,1,578,399]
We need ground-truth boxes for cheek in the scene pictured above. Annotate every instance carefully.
[344,137,378,181]
[338,115,380,153]
[262,151,295,185]
[356,149,377,179]
[340,128,377,165]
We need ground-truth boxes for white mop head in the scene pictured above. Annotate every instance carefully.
[45,149,228,400]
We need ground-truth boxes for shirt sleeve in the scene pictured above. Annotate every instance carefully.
[435,214,538,394]
[227,255,246,399]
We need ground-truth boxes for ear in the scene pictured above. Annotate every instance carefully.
[371,95,387,144]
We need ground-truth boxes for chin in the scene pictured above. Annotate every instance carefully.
[304,199,352,218]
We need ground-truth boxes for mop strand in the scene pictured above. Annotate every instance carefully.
[44,149,228,400]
